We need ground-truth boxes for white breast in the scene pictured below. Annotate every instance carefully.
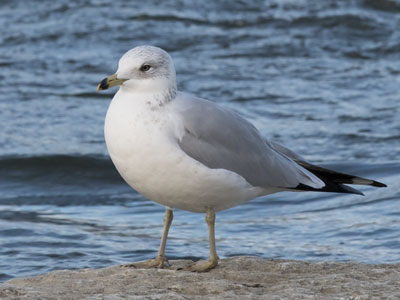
[104,90,266,213]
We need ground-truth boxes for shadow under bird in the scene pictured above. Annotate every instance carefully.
[97,45,386,272]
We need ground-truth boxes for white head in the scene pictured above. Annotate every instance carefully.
[97,46,177,102]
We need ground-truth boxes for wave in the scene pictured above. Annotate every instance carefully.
[0,154,396,201]
[0,154,121,184]
[126,12,384,31]
[363,0,400,13]
[1,154,395,180]
[0,155,138,206]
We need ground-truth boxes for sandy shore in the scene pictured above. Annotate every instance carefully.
[1,256,399,299]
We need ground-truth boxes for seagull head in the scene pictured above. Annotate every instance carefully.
[97,46,177,96]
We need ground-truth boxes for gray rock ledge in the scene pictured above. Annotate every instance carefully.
[1,256,400,300]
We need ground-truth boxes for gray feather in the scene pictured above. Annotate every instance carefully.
[172,93,323,189]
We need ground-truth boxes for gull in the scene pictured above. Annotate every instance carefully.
[97,45,386,272]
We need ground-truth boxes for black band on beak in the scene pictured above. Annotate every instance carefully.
[97,74,127,91]
[98,78,109,90]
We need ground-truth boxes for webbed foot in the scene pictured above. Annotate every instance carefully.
[122,256,169,269]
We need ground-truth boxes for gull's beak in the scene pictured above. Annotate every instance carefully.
[96,74,128,91]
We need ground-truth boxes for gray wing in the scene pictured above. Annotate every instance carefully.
[171,93,324,189]
[269,141,306,162]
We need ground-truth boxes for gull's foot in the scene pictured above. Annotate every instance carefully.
[122,256,169,269]
[182,258,218,272]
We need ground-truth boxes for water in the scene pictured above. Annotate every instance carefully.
[1,0,399,282]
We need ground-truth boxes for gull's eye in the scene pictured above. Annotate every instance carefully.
[140,64,152,72]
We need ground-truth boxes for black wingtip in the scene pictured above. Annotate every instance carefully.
[371,181,387,188]
[342,187,364,196]
[355,189,365,196]
[297,161,387,189]
[293,183,364,196]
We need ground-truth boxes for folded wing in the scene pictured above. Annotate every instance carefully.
[172,93,386,195]
[172,93,325,190]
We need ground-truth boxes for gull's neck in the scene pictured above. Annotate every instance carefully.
[120,83,177,108]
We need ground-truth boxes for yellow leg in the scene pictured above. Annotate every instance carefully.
[123,207,173,269]
[185,207,219,272]
[156,207,173,263]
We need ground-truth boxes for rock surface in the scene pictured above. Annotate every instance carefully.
[1,257,400,300]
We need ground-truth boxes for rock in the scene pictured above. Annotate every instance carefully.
[1,256,400,299]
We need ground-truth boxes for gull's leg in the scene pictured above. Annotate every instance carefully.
[123,207,173,269]
[156,206,173,264]
[185,207,218,272]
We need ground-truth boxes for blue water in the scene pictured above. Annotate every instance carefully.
[1,0,400,282]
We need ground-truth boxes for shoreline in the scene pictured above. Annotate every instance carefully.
[1,256,399,299]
